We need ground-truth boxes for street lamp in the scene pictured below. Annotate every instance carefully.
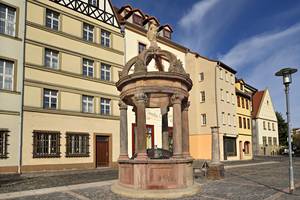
[275,67,298,193]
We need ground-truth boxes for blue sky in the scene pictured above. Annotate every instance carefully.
[112,0,300,127]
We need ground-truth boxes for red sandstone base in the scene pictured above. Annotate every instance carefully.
[207,164,225,180]
[118,158,194,189]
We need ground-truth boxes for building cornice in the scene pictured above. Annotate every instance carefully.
[23,106,120,120]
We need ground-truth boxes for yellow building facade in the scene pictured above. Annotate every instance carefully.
[0,0,26,173]
[21,0,123,172]
[186,52,238,161]
[235,79,257,160]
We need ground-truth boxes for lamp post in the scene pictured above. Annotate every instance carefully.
[275,67,298,193]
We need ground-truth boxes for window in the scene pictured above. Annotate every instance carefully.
[33,131,60,158]
[45,48,59,69]
[268,137,272,146]
[220,89,224,101]
[241,84,244,91]
[46,9,59,30]
[0,59,14,90]
[241,97,245,108]
[83,23,94,42]
[231,74,235,84]
[0,129,8,159]
[88,0,98,6]
[138,42,146,54]
[0,3,16,36]
[100,98,111,115]
[43,89,58,109]
[272,123,275,131]
[222,112,226,125]
[233,115,236,127]
[163,29,171,39]
[201,114,207,125]
[100,63,111,81]
[133,14,143,26]
[219,68,223,79]
[263,121,266,130]
[228,113,231,126]
[244,141,250,154]
[246,99,249,110]
[66,133,89,157]
[82,95,94,113]
[231,94,235,105]
[198,72,204,82]
[200,91,205,103]
[247,118,250,129]
[262,136,267,146]
[268,122,271,130]
[224,137,237,156]
[243,118,247,129]
[237,96,240,107]
[239,117,242,128]
[273,137,277,146]
[226,91,229,103]
[101,30,110,47]
[83,58,94,77]
[225,71,228,82]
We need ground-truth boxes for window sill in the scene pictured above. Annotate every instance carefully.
[0,89,21,95]
[0,156,9,159]
[33,155,61,158]
[66,154,90,158]
[0,32,22,41]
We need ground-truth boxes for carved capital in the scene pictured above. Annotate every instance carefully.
[135,93,148,104]
[119,100,128,110]
[171,94,184,104]
[182,101,190,111]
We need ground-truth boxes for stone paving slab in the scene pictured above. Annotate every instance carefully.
[1,160,300,199]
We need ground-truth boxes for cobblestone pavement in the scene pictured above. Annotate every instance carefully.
[1,159,300,199]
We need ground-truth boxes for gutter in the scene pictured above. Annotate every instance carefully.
[18,0,27,174]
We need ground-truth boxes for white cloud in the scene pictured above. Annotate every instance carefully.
[219,23,300,127]
[177,0,246,55]
[179,0,219,29]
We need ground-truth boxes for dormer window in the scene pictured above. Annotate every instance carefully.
[133,14,143,26]
[163,29,171,39]
[88,0,98,7]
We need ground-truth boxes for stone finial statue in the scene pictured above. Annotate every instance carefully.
[147,23,158,48]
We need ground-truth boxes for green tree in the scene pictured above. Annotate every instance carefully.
[276,112,288,146]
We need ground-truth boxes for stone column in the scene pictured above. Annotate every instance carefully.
[119,100,128,160]
[211,126,221,164]
[135,93,148,160]
[171,94,184,158]
[182,101,191,158]
[161,107,169,150]
[207,126,224,180]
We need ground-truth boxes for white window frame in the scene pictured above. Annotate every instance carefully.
[231,93,235,104]
[82,95,94,113]
[0,3,16,36]
[83,58,94,77]
[231,74,235,84]
[228,113,231,126]
[83,23,94,42]
[45,48,59,69]
[101,98,111,115]
[220,89,224,101]
[88,0,98,6]
[222,112,226,125]
[219,68,223,79]
[0,59,14,91]
[233,115,236,127]
[226,91,230,103]
[45,9,59,30]
[225,71,228,82]
[201,114,207,126]
[200,91,205,103]
[43,89,58,109]
[101,30,111,47]
[100,63,111,81]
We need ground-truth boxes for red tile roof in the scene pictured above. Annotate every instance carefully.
[252,90,265,118]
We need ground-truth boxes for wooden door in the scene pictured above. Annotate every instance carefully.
[96,136,109,167]
[239,141,243,160]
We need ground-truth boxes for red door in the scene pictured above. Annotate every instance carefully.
[132,124,154,155]
[96,136,109,167]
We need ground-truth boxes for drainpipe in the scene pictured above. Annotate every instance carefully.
[18,0,27,174]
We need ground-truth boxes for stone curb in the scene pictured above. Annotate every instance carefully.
[0,180,116,199]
